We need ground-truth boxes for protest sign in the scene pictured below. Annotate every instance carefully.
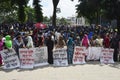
[100,48,114,64]
[34,47,48,67]
[19,48,34,69]
[87,47,102,60]
[53,48,68,66]
[0,49,20,69]
[73,46,86,64]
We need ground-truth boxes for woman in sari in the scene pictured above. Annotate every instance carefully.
[67,36,75,64]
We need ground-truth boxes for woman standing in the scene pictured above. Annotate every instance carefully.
[81,34,90,48]
[46,35,54,64]
[55,35,66,48]
[25,33,34,48]
[103,33,110,48]
[67,36,75,64]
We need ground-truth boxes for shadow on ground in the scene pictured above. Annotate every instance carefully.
[0,61,120,72]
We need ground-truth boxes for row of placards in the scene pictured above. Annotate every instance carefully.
[0,47,48,69]
[0,46,114,69]
[73,46,114,64]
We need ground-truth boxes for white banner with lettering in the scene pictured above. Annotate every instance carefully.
[100,48,114,64]
[34,47,48,67]
[53,48,68,66]
[19,48,34,69]
[0,49,20,69]
[73,46,86,64]
[87,47,102,60]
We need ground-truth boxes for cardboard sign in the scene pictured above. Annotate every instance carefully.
[100,48,114,64]
[0,49,20,69]
[53,48,68,66]
[34,47,48,67]
[73,46,86,64]
[19,48,34,69]
[87,47,102,60]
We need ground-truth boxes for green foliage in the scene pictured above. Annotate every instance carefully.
[76,0,120,33]
[0,0,17,23]
[25,6,35,22]
[33,0,43,22]
[10,0,29,23]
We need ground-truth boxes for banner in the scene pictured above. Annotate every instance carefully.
[34,47,48,67]
[19,48,34,69]
[0,49,20,69]
[100,48,114,64]
[53,48,68,66]
[73,46,86,64]
[87,47,102,60]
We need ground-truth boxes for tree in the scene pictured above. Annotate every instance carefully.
[76,0,102,24]
[11,0,29,23]
[33,0,43,22]
[102,0,120,34]
[0,0,17,23]
[76,0,120,34]
[25,6,35,22]
[52,0,60,27]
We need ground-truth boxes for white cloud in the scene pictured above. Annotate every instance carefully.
[29,0,78,18]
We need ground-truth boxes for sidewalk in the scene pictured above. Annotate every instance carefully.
[0,62,120,80]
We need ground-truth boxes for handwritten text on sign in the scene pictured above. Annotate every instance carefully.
[34,47,48,67]
[53,48,68,66]
[0,49,20,69]
[100,48,114,64]
[73,47,86,64]
[19,48,34,68]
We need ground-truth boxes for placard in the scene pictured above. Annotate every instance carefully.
[73,46,86,64]
[34,47,48,67]
[100,48,114,64]
[0,49,20,69]
[53,48,68,66]
[87,47,102,60]
[19,48,34,69]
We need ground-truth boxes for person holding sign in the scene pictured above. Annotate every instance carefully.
[46,35,54,64]
[55,35,66,49]
[14,35,26,58]
[81,34,90,48]
[24,32,34,48]
[67,36,75,64]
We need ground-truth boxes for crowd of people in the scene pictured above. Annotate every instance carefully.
[0,22,120,66]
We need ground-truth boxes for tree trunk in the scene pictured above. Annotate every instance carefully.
[52,0,60,27]
[52,6,57,27]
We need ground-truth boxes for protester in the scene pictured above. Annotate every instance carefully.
[95,35,103,47]
[67,36,75,64]
[25,32,34,48]
[103,33,110,48]
[55,30,61,44]
[38,31,44,47]
[55,35,66,48]
[74,36,81,46]
[81,34,90,48]
[46,35,54,64]
[14,35,25,58]
[110,33,119,61]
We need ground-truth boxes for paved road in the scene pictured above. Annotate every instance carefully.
[0,62,120,80]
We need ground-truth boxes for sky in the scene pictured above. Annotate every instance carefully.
[28,0,79,18]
